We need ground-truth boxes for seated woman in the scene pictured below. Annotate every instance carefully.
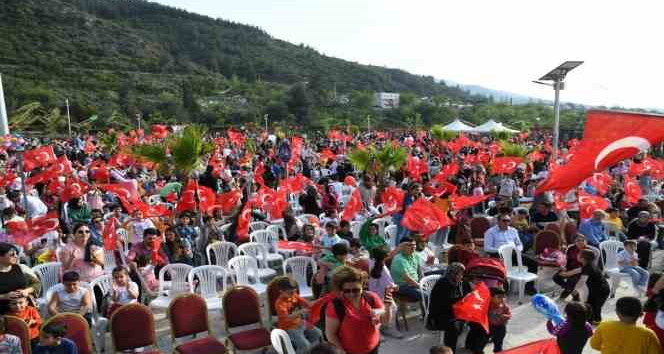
[626,211,657,268]
[59,223,104,283]
[358,219,387,252]
[0,243,41,315]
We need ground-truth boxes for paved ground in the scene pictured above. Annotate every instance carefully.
[119,250,664,354]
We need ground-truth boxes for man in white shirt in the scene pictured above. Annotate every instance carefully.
[7,190,47,218]
[484,215,522,255]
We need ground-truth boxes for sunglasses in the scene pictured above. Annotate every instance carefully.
[77,230,91,234]
[500,219,511,222]
[342,288,362,294]
[5,252,17,257]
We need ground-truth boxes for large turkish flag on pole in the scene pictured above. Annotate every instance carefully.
[536,110,664,194]
[496,338,560,354]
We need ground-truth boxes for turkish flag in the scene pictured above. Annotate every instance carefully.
[50,155,73,176]
[401,198,453,236]
[151,238,166,265]
[553,192,572,212]
[496,338,560,354]
[381,186,405,215]
[425,181,457,197]
[624,176,642,206]
[528,150,546,162]
[280,174,313,194]
[259,187,289,220]
[453,282,491,333]
[407,155,428,181]
[578,192,610,219]
[101,182,141,209]
[327,130,342,141]
[133,202,172,218]
[0,170,16,189]
[22,146,56,171]
[341,189,363,221]
[108,154,134,168]
[319,148,336,164]
[215,189,242,214]
[629,157,663,178]
[60,179,91,203]
[254,162,266,187]
[89,160,110,182]
[176,179,216,213]
[492,157,523,175]
[236,203,253,241]
[585,172,613,195]
[227,129,245,146]
[433,164,459,183]
[46,179,65,195]
[151,125,169,139]
[102,217,117,251]
[9,212,60,246]
[450,194,494,211]
[536,110,664,194]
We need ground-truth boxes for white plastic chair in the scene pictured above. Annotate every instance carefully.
[90,274,114,351]
[44,281,92,317]
[298,214,320,226]
[116,228,129,256]
[419,274,442,321]
[250,230,285,265]
[320,168,332,178]
[384,225,398,249]
[227,255,267,294]
[498,243,538,304]
[266,224,288,241]
[372,217,392,236]
[283,256,317,298]
[271,328,296,354]
[147,194,162,205]
[238,243,278,281]
[206,241,238,267]
[103,251,119,273]
[188,265,228,311]
[350,221,364,239]
[249,221,270,233]
[599,240,633,298]
[149,263,193,310]
[32,262,62,319]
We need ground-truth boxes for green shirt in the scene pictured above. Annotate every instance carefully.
[358,218,387,252]
[159,182,183,198]
[68,205,91,224]
[390,252,420,286]
[321,253,344,271]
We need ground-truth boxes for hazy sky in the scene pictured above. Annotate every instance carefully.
[153,0,663,109]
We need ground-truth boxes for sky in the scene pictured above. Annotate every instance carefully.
[153,0,664,109]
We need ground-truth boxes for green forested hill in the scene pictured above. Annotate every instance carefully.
[0,0,586,133]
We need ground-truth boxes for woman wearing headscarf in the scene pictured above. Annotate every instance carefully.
[426,262,473,353]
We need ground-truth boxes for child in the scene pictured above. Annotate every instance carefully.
[618,240,649,296]
[7,295,42,346]
[108,267,139,316]
[314,243,349,296]
[590,296,662,354]
[337,220,354,242]
[274,278,321,354]
[47,271,93,326]
[0,315,22,354]
[487,287,511,353]
[319,222,343,254]
[33,322,78,354]
[558,249,610,324]
[547,301,593,354]
[136,255,159,293]
[429,345,453,354]
[367,246,402,339]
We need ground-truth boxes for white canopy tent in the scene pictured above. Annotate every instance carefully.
[471,119,519,133]
[442,119,475,132]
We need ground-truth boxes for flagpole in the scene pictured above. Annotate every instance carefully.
[0,74,9,135]
[15,146,30,216]
[65,98,72,138]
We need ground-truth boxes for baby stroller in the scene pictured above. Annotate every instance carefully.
[465,257,507,289]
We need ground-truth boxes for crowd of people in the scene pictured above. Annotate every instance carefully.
[0,125,662,354]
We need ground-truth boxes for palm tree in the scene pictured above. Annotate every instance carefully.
[498,140,528,158]
[130,124,214,178]
[347,144,407,189]
[430,124,457,142]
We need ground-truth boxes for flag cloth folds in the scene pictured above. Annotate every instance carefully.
[624,176,642,206]
[401,198,453,236]
[496,338,560,354]
[22,146,57,171]
[380,186,405,215]
[578,192,610,219]
[536,110,664,194]
[453,282,491,333]
[102,217,117,251]
[492,157,523,175]
[341,189,363,221]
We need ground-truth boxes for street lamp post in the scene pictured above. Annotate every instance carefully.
[533,61,583,162]
[65,98,72,138]
[15,146,30,215]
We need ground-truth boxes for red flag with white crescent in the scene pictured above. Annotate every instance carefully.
[453,282,491,333]
[380,186,405,215]
[8,211,60,246]
[536,110,664,194]
[102,217,117,251]
[491,157,523,175]
[60,178,91,203]
[22,146,56,171]
[585,172,613,195]
[624,176,642,206]
[236,203,253,241]
[578,192,610,219]
[341,189,363,221]
[401,198,454,236]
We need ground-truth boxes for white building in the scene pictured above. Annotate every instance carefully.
[374,92,400,109]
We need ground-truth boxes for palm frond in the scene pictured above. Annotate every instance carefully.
[498,140,528,157]
[431,124,457,142]
[168,125,213,176]
[376,144,407,174]
[347,148,371,173]
[491,130,514,141]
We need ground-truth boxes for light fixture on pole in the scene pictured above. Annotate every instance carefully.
[534,61,583,162]
[0,74,9,135]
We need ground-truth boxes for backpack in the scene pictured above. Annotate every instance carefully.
[317,293,377,339]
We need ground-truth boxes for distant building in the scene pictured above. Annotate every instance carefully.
[374,92,400,108]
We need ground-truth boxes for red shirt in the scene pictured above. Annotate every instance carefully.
[326,291,383,354]
[8,306,42,339]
